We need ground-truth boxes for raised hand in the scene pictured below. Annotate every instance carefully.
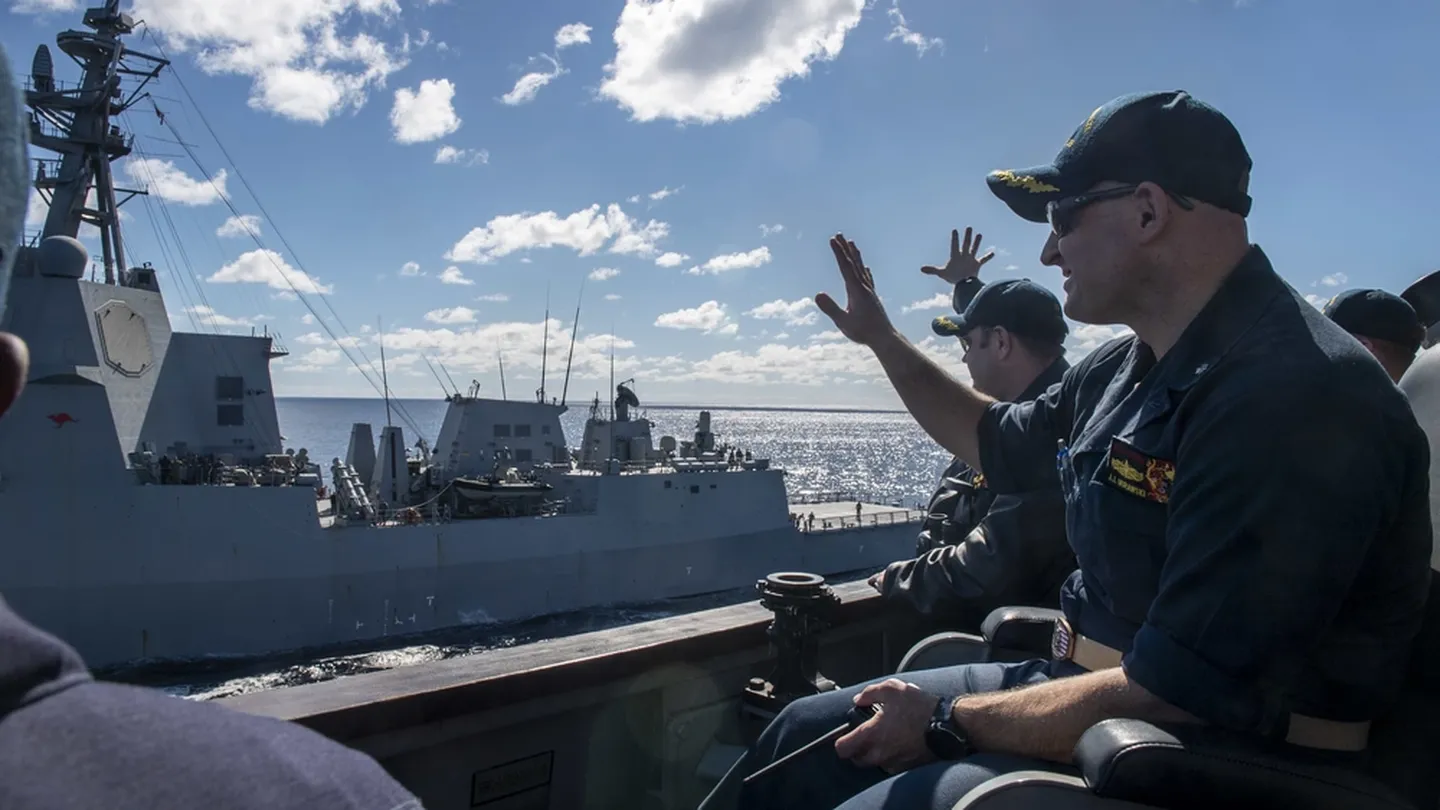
[815,234,894,347]
[921,226,994,285]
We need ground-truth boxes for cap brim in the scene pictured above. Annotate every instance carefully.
[932,314,968,337]
[986,164,1068,224]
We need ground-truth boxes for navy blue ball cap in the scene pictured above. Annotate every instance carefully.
[986,90,1254,224]
[1323,288,1426,352]
[932,279,1067,344]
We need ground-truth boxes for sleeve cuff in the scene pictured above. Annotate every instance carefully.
[1122,622,1262,734]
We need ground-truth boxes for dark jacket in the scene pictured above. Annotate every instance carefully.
[0,598,423,810]
[880,357,1075,627]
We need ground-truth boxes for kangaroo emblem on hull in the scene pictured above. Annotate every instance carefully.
[47,413,78,429]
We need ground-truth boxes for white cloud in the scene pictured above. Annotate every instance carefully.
[124,158,228,205]
[287,346,345,372]
[447,203,669,264]
[216,214,262,238]
[655,251,689,268]
[809,329,843,341]
[605,293,622,301]
[13,0,78,12]
[501,55,565,105]
[400,260,422,276]
[655,300,735,334]
[1319,273,1348,287]
[300,313,316,324]
[476,292,510,302]
[747,298,816,327]
[902,292,949,313]
[886,1,943,56]
[295,331,328,345]
[187,305,254,328]
[391,78,461,144]
[684,246,771,276]
[439,266,474,285]
[555,22,593,49]
[760,223,784,238]
[425,306,477,324]
[649,186,679,201]
[206,248,333,295]
[598,0,866,124]
[124,0,409,125]
[434,145,489,166]
[589,267,621,282]
[1303,293,1328,311]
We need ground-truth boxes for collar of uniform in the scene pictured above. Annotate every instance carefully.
[1149,245,1283,393]
[1020,355,1070,402]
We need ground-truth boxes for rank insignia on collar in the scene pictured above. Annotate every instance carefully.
[971,473,986,489]
[1103,437,1175,504]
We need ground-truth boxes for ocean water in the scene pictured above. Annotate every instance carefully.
[124,398,955,700]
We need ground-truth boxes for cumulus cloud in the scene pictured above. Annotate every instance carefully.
[424,306,477,324]
[655,301,736,335]
[655,251,689,268]
[186,305,254,328]
[400,261,422,276]
[589,267,621,281]
[216,214,262,238]
[124,158,228,205]
[1319,273,1348,287]
[206,249,333,294]
[435,145,489,166]
[886,1,943,56]
[391,78,461,143]
[605,293,622,301]
[598,0,866,124]
[684,246,771,276]
[439,266,474,285]
[122,0,409,125]
[447,202,669,264]
[554,22,593,49]
[902,292,949,313]
[746,298,816,326]
[760,223,784,238]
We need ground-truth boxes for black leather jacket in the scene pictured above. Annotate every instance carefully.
[880,356,1076,627]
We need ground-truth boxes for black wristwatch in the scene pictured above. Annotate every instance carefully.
[924,695,974,760]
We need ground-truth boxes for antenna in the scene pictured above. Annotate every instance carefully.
[539,286,550,404]
[421,354,452,398]
[439,362,460,396]
[561,281,584,406]
[378,316,392,428]
[497,347,508,401]
[608,330,616,422]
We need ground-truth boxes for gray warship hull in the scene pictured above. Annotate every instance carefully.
[0,471,919,670]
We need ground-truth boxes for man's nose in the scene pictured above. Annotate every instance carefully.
[1040,231,1062,267]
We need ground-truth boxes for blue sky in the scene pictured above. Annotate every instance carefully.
[4,0,1438,408]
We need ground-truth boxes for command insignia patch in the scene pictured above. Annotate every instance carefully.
[1103,437,1174,504]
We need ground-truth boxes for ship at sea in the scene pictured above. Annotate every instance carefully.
[1,1,924,672]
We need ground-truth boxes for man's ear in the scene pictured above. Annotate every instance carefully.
[0,333,28,418]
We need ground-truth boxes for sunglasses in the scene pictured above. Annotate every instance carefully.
[1045,185,1194,237]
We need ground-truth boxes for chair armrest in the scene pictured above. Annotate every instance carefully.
[980,606,1065,657]
[1075,719,1414,810]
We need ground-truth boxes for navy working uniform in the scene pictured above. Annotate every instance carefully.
[878,278,1075,627]
[735,90,1434,810]
[0,44,423,810]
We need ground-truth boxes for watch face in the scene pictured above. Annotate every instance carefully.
[924,696,971,760]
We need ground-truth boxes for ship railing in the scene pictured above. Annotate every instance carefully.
[789,508,929,533]
[789,489,873,505]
